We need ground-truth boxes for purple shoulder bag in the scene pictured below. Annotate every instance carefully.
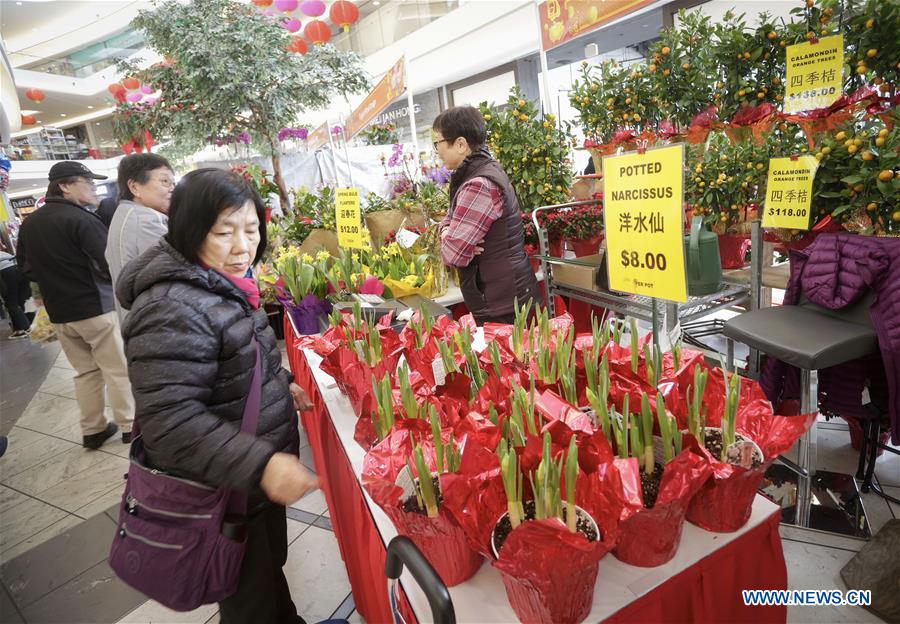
[108,338,262,611]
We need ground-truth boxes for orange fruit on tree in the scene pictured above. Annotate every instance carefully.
[876,137,886,147]
[848,145,859,154]
[767,31,777,40]
[836,131,846,141]
[661,46,670,55]
[862,151,874,161]
[893,211,900,222]
[867,49,878,58]
[878,170,894,182]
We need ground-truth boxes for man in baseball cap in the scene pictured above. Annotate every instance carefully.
[16,161,134,449]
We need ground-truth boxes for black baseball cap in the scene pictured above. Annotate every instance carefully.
[48,161,108,182]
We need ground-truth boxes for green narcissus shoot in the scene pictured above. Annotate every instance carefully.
[586,388,612,442]
[436,340,459,375]
[640,393,655,474]
[352,300,363,334]
[612,318,624,345]
[498,438,524,529]
[629,414,643,468]
[644,343,655,387]
[511,379,539,437]
[512,298,533,362]
[407,458,424,511]
[398,363,418,419]
[455,326,485,389]
[445,433,461,473]
[657,392,680,463]
[531,432,562,522]
[412,445,439,518]
[488,401,499,425]
[629,317,639,374]
[721,363,741,461]
[329,307,342,329]
[613,396,630,460]
[565,435,579,533]
[372,373,395,441]
[686,364,709,445]
[430,410,444,473]
[584,343,600,396]
[488,341,503,378]
[673,340,682,371]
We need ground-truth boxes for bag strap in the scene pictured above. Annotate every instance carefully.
[228,335,263,516]
[240,335,263,435]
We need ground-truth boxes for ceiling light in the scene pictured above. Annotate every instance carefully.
[95,122,101,125]
[32,184,38,187]
[60,113,67,117]
[87,105,93,109]
[373,1,380,4]
[16,2,23,5]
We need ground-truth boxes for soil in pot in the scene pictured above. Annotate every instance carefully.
[639,463,665,509]
[703,428,763,469]
[400,475,443,514]
[492,500,600,556]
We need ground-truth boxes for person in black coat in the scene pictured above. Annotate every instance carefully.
[116,168,317,624]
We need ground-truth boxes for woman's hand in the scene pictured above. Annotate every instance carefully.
[260,452,319,506]
[289,383,313,411]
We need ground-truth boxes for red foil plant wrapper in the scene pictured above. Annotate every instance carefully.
[398,310,462,388]
[442,429,641,624]
[362,423,484,587]
[612,444,712,567]
[676,363,816,532]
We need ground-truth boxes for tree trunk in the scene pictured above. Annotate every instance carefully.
[270,149,291,215]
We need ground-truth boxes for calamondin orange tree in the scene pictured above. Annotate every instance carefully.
[480,86,575,213]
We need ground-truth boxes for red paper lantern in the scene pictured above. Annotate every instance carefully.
[304,19,331,45]
[329,1,359,32]
[25,88,45,103]
[122,77,140,90]
[251,0,272,6]
[114,91,127,103]
[288,36,308,55]
[108,83,125,95]
[21,114,37,125]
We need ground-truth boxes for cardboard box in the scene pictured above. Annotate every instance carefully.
[548,252,606,292]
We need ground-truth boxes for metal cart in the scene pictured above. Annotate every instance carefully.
[531,200,753,362]
[385,536,455,624]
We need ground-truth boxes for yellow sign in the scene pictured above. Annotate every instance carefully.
[602,144,687,303]
[336,188,365,249]
[784,35,843,114]
[762,156,818,230]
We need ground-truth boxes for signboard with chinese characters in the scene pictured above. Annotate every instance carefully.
[602,144,687,303]
[784,35,843,114]
[307,123,330,151]
[345,57,406,140]
[762,156,818,230]
[336,188,365,249]
[538,0,658,51]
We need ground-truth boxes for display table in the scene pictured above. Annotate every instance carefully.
[284,320,788,624]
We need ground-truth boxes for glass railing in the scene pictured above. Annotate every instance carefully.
[332,0,459,56]
[21,29,145,78]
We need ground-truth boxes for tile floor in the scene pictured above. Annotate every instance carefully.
[0,348,896,623]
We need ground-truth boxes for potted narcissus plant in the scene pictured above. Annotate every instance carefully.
[590,391,712,567]
[362,411,484,587]
[680,362,815,532]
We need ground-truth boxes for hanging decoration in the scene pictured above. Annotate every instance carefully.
[21,114,37,125]
[108,83,125,96]
[122,77,141,91]
[329,1,359,32]
[274,0,298,13]
[288,36,308,55]
[304,19,331,45]
[300,0,326,17]
[25,88,45,103]
[282,17,302,32]
[251,0,272,6]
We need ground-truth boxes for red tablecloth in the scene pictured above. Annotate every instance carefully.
[285,317,787,624]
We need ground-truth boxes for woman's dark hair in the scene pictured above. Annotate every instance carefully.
[432,106,486,150]
[167,168,267,265]
[117,153,173,201]
[46,176,81,198]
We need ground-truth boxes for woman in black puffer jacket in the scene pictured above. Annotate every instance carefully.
[116,168,317,624]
